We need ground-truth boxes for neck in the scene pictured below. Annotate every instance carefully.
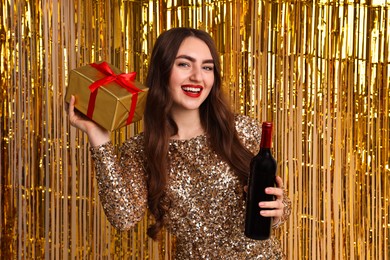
[170,108,204,140]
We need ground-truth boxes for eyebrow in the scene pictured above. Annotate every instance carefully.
[176,55,214,64]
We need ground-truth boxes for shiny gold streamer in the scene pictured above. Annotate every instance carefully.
[1,0,389,259]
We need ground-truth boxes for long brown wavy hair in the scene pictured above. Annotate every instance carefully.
[143,27,254,240]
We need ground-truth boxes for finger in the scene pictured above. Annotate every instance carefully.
[68,95,80,128]
[260,208,283,217]
[259,200,283,211]
[68,95,75,116]
[259,199,284,217]
[264,187,283,198]
[275,176,284,188]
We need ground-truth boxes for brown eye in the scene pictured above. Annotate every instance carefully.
[203,65,214,71]
[178,62,190,67]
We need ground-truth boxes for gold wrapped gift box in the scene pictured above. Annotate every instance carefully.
[65,62,148,131]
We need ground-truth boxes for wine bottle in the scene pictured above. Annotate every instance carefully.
[244,121,276,240]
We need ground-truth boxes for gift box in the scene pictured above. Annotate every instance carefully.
[65,61,148,131]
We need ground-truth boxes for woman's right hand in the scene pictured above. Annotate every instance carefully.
[68,95,111,147]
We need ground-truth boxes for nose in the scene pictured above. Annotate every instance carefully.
[189,66,202,82]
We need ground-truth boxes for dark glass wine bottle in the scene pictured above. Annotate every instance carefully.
[244,121,276,240]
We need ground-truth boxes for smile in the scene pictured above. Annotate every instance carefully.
[181,85,203,97]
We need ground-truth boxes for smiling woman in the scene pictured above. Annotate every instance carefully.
[169,37,215,118]
[68,27,291,259]
[2,0,388,259]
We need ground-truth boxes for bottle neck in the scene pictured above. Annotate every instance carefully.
[260,122,273,149]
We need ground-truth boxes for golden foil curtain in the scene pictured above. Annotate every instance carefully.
[0,0,389,259]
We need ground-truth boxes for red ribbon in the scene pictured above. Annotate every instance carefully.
[86,62,142,125]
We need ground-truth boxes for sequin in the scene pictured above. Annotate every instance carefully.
[90,115,288,259]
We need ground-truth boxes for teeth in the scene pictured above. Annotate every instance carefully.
[182,87,201,93]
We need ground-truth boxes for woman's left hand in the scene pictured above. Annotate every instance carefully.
[257,176,285,224]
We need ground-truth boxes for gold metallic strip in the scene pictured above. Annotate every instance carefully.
[0,0,389,259]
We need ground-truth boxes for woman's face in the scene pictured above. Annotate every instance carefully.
[168,36,215,112]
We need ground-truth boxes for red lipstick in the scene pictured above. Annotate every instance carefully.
[181,85,203,98]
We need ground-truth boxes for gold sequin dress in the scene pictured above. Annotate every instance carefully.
[90,115,287,259]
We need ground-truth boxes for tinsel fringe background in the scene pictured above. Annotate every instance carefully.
[0,0,389,259]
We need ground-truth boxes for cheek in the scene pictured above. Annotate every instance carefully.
[168,68,179,85]
[204,85,214,97]
[169,72,186,88]
[209,74,215,86]
[207,78,215,90]
[168,76,180,92]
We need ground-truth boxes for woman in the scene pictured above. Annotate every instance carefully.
[68,27,291,259]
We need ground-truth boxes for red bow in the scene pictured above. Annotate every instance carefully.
[87,62,142,126]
